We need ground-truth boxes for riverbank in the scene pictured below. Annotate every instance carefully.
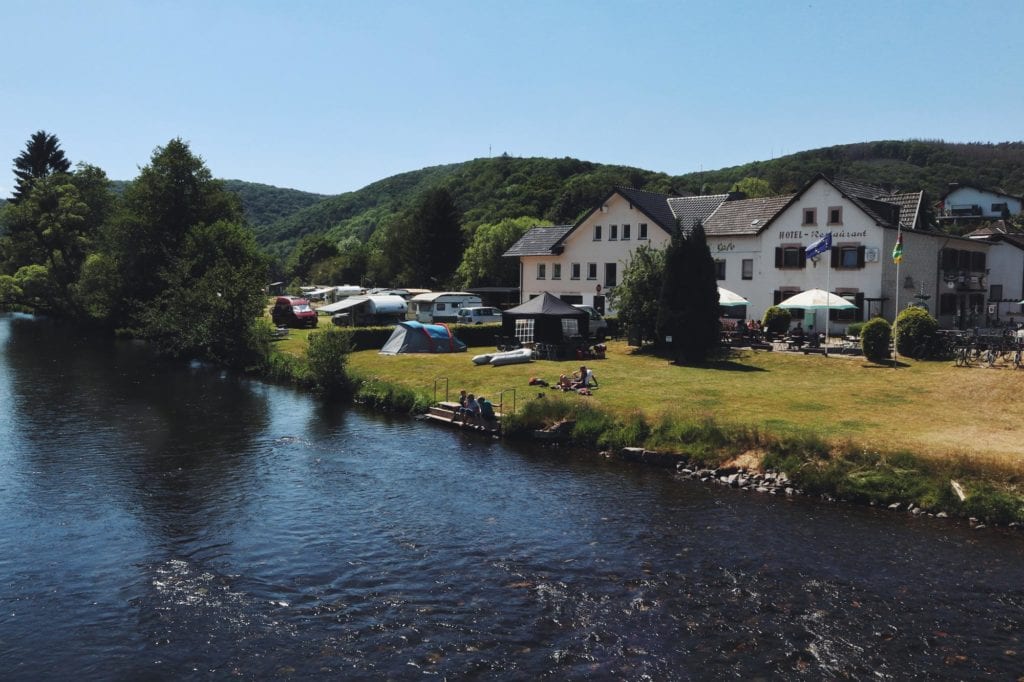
[273,333,1024,525]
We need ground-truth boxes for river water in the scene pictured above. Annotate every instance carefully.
[1,313,1022,680]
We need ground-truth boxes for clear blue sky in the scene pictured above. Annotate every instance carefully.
[3,0,1022,197]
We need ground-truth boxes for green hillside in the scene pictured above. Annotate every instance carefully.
[221,180,326,229]
[253,140,1024,260]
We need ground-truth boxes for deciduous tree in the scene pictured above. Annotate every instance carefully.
[608,243,665,345]
[455,216,537,288]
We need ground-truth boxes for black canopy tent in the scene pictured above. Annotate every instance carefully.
[501,292,590,345]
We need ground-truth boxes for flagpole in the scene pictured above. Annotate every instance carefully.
[892,228,902,369]
[824,238,831,357]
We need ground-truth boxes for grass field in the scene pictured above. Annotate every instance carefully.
[321,339,1024,470]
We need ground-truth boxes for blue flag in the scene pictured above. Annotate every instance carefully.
[805,232,832,259]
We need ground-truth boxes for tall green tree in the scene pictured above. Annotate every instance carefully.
[112,138,243,325]
[607,243,665,344]
[455,216,537,288]
[657,222,720,363]
[397,187,463,287]
[10,130,71,204]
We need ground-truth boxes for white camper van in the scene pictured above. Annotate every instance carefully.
[410,291,482,323]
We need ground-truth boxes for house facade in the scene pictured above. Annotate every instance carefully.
[506,176,1006,332]
[938,183,1023,224]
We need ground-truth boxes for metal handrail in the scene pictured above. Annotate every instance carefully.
[433,377,449,404]
[497,387,516,417]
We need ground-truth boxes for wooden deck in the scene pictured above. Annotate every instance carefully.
[424,401,503,436]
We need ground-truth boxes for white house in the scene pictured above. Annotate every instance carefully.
[938,183,1023,223]
[966,224,1024,323]
[502,187,728,315]
[506,175,1000,331]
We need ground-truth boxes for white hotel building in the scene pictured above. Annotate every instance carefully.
[505,175,1022,333]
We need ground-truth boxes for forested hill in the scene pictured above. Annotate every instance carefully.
[251,157,676,258]
[250,140,1024,259]
[221,180,326,229]
[684,140,1024,199]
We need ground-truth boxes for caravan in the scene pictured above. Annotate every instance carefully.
[410,292,482,323]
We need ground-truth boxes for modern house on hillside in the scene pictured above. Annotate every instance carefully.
[937,183,1023,226]
[505,175,1010,332]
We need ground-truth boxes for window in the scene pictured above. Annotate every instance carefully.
[593,225,602,241]
[832,292,859,322]
[587,263,597,280]
[840,246,859,268]
[714,259,726,280]
[609,224,618,241]
[436,303,446,311]
[552,263,561,280]
[990,284,1003,301]
[970,251,986,271]
[742,258,753,280]
[828,206,843,225]
[639,223,648,240]
[939,293,957,315]
[776,246,805,269]
[622,224,631,240]
[802,208,817,226]
[537,263,546,280]
[514,318,534,344]
[571,263,580,280]
[993,202,1008,213]
[604,263,617,287]
[561,318,580,337]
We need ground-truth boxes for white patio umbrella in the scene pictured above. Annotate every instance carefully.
[717,286,749,307]
[777,288,856,311]
[777,289,856,356]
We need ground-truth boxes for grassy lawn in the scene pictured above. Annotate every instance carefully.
[326,339,1024,469]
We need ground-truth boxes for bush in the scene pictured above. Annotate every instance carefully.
[895,306,939,358]
[762,306,792,334]
[860,317,892,363]
[846,321,865,338]
[306,327,354,396]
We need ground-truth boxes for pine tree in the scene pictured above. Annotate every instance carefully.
[656,220,720,363]
[11,131,71,204]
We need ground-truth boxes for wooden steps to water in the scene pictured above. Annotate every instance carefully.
[424,401,502,436]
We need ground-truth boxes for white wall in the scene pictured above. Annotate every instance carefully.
[943,187,1022,217]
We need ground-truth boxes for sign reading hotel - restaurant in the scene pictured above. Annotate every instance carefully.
[775,230,869,242]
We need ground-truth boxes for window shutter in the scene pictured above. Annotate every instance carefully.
[857,246,866,268]
[855,293,864,321]
[775,247,782,267]
[773,290,782,305]
[799,249,807,268]
[830,247,839,268]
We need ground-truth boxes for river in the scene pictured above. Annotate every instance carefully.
[0,313,1021,680]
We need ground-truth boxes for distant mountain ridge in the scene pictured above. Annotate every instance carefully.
[247,140,1024,259]
[96,139,1024,260]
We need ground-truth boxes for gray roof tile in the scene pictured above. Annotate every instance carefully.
[503,225,572,257]
[702,195,795,236]
[667,194,730,233]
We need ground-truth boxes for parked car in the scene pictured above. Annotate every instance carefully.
[455,306,503,324]
[271,296,318,328]
[573,305,608,340]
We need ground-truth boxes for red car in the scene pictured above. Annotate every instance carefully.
[271,296,318,328]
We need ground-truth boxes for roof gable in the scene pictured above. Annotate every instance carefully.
[503,225,572,257]
[552,187,682,248]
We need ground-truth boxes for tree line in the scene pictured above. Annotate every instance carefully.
[0,131,270,368]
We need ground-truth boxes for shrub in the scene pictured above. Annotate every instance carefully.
[306,327,354,396]
[894,306,939,357]
[846,321,865,338]
[762,306,792,334]
[860,317,892,363]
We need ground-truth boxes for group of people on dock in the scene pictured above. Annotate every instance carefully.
[451,390,497,429]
